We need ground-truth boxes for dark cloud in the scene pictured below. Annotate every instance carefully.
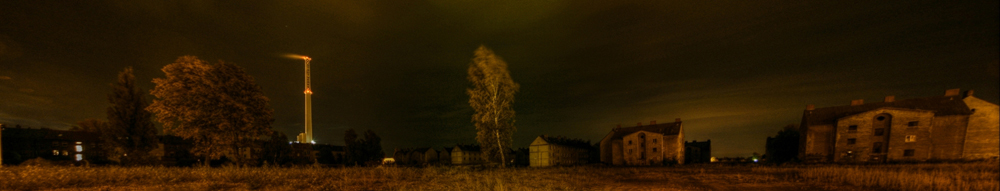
[1,0,997,157]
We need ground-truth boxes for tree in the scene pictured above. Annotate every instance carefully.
[765,124,800,164]
[343,128,384,166]
[147,56,275,166]
[466,45,520,167]
[362,129,384,165]
[105,67,160,166]
[70,118,105,132]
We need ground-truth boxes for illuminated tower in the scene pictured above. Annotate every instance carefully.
[297,56,314,144]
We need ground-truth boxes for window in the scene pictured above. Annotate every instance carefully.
[848,125,858,132]
[628,149,632,154]
[53,150,59,156]
[876,116,886,121]
[847,138,856,145]
[75,145,83,152]
[75,154,83,161]
[62,150,69,156]
[874,128,885,136]
[652,148,657,152]
[653,139,657,143]
[628,140,632,145]
[872,142,883,153]
[908,121,919,127]
[905,135,916,142]
[903,149,915,157]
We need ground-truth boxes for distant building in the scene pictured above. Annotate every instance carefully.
[600,119,685,165]
[438,147,452,165]
[1,127,103,165]
[422,148,438,164]
[451,144,484,165]
[529,135,592,167]
[799,89,1000,163]
[684,140,711,164]
[393,148,411,165]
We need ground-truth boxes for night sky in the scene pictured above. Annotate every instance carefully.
[2,1,997,157]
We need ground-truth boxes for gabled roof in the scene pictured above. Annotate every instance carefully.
[607,121,682,140]
[804,95,973,126]
[537,135,593,149]
[455,144,481,152]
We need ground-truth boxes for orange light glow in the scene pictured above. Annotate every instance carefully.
[283,53,311,60]
[304,89,313,94]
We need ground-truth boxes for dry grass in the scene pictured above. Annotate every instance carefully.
[755,162,1000,191]
[0,163,995,191]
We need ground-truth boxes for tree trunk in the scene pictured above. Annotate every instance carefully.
[496,129,505,168]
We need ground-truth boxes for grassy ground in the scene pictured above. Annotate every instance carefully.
[0,163,995,191]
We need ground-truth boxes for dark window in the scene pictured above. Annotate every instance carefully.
[653,139,657,143]
[849,125,858,132]
[653,148,658,152]
[874,128,885,136]
[872,142,883,153]
[628,140,632,145]
[876,116,886,121]
[847,138,856,145]
[908,121,919,127]
[903,149,915,157]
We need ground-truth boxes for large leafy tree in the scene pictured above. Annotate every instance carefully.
[466,45,520,167]
[105,67,160,166]
[147,56,274,166]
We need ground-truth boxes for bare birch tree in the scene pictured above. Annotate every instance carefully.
[467,45,519,167]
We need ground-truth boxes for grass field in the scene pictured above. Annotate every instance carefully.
[0,162,996,191]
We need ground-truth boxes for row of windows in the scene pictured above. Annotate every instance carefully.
[846,135,917,145]
[627,139,658,145]
[847,121,920,132]
[845,149,916,157]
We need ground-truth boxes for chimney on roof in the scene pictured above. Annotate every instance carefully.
[884,96,895,103]
[806,104,815,111]
[675,118,681,122]
[851,99,864,106]
[614,124,621,132]
[945,88,960,96]
[637,122,642,127]
[964,89,974,98]
[650,120,656,125]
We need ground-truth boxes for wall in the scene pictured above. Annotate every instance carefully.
[801,124,834,162]
[834,108,934,162]
[929,115,968,160]
[963,97,1000,159]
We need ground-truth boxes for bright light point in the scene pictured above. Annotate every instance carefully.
[753,159,758,162]
[304,89,313,94]
[310,140,316,144]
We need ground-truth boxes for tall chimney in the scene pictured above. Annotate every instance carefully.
[964,89,974,98]
[850,99,864,106]
[806,104,815,111]
[884,96,895,103]
[944,88,960,96]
